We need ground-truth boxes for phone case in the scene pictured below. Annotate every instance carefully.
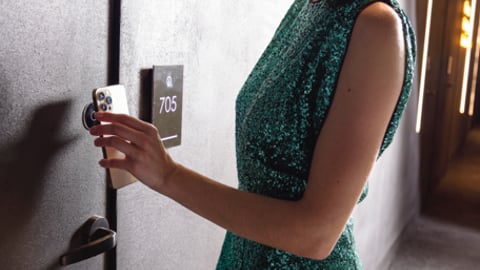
[92,84,137,189]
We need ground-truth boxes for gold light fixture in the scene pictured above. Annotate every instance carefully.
[460,0,477,114]
[468,22,480,116]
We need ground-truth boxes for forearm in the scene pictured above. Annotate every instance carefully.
[89,112,342,258]
[157,163,337,259]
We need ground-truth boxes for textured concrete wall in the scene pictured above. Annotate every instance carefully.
[353,0,421,269]
[0,1,110,269]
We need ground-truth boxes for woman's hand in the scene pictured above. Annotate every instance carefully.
[89,112,178,191]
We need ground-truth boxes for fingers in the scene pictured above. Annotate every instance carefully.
[99,158,130,171]
[94,112,156,135]
[94,136,138,157]
[89,121,144,145]
[89,112,170,187]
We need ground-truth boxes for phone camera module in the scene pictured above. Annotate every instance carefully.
[106,96,113,105]
[98,92,106,101]
[82,103,99,130]
[101,103,108,111]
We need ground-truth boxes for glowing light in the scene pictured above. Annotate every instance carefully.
[461,2,473,48]
[465,0,472,16]
[460,0,477,114]
[416,0,433,133]
[468,22,480,116]
[468,84,477,116]
[461,34,471,48]
[463,17,471,31]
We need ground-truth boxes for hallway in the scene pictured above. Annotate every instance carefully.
[388,128,480,269]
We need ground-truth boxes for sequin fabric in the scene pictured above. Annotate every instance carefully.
[216,0,416,269]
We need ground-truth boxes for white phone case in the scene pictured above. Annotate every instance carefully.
[92,84,137,189]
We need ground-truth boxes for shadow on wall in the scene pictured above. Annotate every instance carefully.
[139,68,153,122]
[0,100,78,258]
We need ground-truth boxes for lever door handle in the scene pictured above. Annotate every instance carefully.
[60,215,117,266]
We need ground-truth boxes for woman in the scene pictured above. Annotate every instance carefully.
[90,0,415,268]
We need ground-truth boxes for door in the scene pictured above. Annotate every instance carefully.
[0,1,111,269]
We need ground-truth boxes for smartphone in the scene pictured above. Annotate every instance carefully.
[92,84,137,189]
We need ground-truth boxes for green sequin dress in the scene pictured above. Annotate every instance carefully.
[216,0,416,269]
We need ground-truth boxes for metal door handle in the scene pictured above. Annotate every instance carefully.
[60,215,117,266]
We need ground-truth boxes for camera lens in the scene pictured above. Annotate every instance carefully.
[98,92,105,101]
[82,103,99,130]
[101,104,107,111]
[106,96,112,105]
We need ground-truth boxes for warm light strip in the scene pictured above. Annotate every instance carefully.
[468,82,477,115]
[460,0,477,114]
[468,23,480,116]
[416,0,433,133]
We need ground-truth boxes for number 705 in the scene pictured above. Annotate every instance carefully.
[159,95,177,114]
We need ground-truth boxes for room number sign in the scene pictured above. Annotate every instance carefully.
[152,65,183,148]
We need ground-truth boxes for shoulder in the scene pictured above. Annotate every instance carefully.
[338,1,406,100]
[359,2,401,26]
[355,2,403,40]
[346,2,405,76]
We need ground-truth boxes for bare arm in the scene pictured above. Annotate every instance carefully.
[90,3,405,260]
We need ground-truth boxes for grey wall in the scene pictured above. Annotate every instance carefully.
[0,1,110,269]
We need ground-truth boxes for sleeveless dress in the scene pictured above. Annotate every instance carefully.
[217,0,416,269]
